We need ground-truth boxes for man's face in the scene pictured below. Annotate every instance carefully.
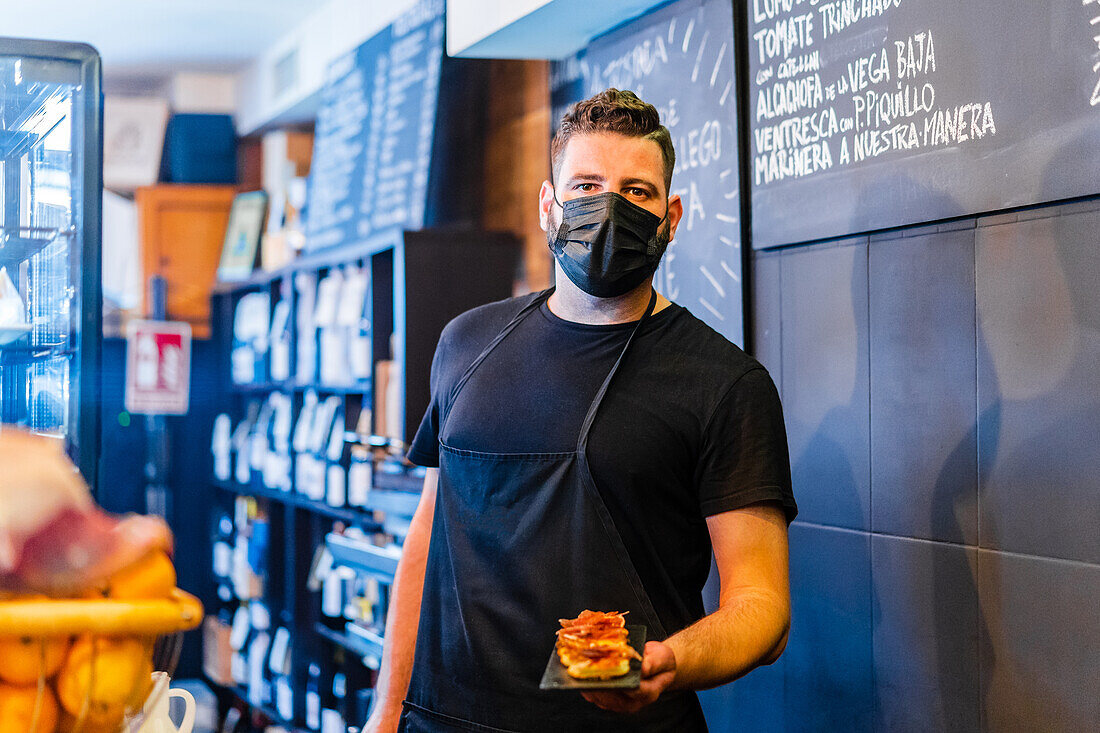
[540,133,683,246]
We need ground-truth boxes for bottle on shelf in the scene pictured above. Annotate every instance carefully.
[306,662,322,731]
[315,268,346,386]
[213,413,232,481]
[270,296,292,382]
[213,511,235,603]
[268,626,294,722]
[296,271,319,384]
[232,401,260,485]
[347,444,373,508]
[347,409,375,508]
[266,392,294,492]
[229,604,251,687]
[231,291,271,385]
[322,666,348,733]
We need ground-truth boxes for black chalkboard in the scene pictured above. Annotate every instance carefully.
[552,0,745,346]
[306,0,444,252]
[748,0,1100,248]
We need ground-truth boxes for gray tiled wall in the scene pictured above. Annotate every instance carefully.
[780,239,870,531]
[728,197,1100,732]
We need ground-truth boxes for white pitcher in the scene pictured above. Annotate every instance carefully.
[135,671,196,733]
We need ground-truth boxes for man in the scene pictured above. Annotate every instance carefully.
[366,89,796,733]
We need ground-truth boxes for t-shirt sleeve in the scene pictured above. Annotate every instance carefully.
[406,330,448,468]
[696,367,797,523]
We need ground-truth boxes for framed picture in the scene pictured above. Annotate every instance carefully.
[217,191,269,281]
[103,96,170,192]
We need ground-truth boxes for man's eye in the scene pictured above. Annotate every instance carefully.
[626,188,649,198]
[575,183,598,192]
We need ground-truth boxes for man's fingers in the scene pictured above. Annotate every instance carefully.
[640,641,676,678]
[580,642,676,714]
[581,690,647,714]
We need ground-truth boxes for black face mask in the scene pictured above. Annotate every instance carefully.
[548,191,669,298]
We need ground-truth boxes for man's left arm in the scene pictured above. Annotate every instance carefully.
[583,501,790,713]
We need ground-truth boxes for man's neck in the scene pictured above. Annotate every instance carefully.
[547,275,671,325]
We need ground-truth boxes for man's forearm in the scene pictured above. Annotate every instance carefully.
[368,470,437,725]
[664,587,789,691]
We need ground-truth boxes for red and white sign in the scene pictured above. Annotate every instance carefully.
[125,320,192,415]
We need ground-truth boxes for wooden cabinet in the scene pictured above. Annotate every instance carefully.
[136,185,237,338]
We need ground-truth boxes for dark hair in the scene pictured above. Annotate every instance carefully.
[552,88,675,193]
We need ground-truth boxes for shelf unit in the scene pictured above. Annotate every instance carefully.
[0,41,102,490]
[205,227,517,731]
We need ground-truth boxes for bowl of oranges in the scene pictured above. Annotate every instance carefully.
[0,550,203,732]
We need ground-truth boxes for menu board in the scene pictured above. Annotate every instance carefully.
[749,0,1100,248]
[306,0,444,252]
[552,0,744,346]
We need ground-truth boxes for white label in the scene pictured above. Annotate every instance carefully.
[319,327,349,385]
[336,266,369,326]
[231,651,247,685]
[230,605,251,650]
[269,628,291,674]
[350,331,372,380]
[248,632,270,705]
[251,601,271,631]
[321,708,345,733]
[271,339,291,382]
[348,459,372,507]
[306,691,321,731]
[213,541,232,578]
[277,677,294,722]
[326,464,346,507]
[215,453,231,482]
[314,271,344,327]
[322,572,344,618]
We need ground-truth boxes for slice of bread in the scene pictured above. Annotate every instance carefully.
[566,656,630,680]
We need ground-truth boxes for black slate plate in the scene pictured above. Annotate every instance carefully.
[538,625,646,691]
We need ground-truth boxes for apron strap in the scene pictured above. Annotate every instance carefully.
[441,288,552,434]
[574,289,669,639]
[576,288,658,453]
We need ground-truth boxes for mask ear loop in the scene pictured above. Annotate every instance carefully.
[547,183,570,254]
[550,182,565,211]
[647,202,670,258]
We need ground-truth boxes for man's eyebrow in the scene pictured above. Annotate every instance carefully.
[564,173,606,183]
[621,177,659,193]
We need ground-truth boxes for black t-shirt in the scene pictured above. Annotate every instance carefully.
[408,291,796,632]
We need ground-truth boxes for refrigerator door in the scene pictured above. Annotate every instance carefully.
[0,39,102,489]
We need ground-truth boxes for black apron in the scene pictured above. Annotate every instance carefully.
[400,289,707,733]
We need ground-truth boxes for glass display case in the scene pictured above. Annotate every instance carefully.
[0,39,102,487]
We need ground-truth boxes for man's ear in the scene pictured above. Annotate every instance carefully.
[539,180,556,231]
[666,193,684,242]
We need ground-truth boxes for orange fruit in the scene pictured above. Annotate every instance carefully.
[58,710,124,733]
[56,635,153,726]
[0,635,70,684]
[0,682,59,733]
[104,551,176,599]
